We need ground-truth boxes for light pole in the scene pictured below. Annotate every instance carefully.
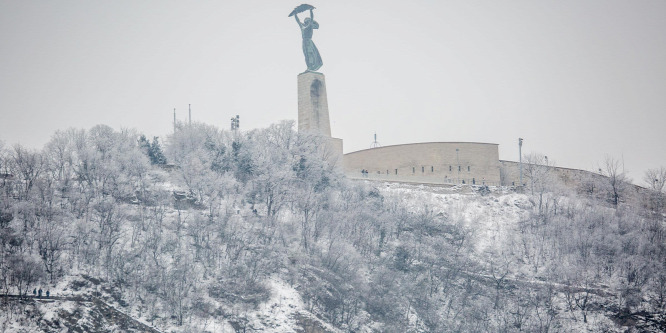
[519,138,523,186]
[456,148,460,184]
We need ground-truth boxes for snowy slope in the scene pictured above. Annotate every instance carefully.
[3,180,662,332]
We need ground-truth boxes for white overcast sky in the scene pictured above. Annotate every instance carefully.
[1,1,664,184]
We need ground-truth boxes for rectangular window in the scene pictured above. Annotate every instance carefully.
[421,166,424,173]
[431,166,434,172]
[395,169,398,175]
[412,167,415,173]
[449,166,452,172]
[468,166,470,172]
[458,166,461,172]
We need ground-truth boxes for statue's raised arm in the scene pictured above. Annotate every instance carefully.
[294,12,303,28]
[309,9,319,29]
[289,4,322,72]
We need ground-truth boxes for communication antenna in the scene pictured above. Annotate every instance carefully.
[370,132,381,148]
[189,104,191,125]
[173,108,176,133]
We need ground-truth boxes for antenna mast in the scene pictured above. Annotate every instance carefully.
[189,104,191,125]
[370,132,381,148]
[173,108,176,133]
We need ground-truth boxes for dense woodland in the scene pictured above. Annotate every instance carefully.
[1,121,665,332]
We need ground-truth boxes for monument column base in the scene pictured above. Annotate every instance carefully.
[297,71,342,167]
[298,71,332,136]
[326,137,344,168]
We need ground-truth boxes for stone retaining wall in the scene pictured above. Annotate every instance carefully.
[343,142,501,185]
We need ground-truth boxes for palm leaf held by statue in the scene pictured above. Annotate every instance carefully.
[288,4,315,17]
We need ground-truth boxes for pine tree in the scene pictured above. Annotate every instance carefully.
[149,136,167,165]
[138,135,151,156]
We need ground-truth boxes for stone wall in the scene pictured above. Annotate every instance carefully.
[343,142,501,185]
[499,160,649,205]
[499,160,604,187]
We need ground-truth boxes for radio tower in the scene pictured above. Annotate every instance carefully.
[370,132,381,148]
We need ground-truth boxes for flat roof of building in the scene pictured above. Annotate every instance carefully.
[345,142,499,155]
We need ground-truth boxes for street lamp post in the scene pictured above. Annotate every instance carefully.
[456,148,460,184]
[519,138,523,186]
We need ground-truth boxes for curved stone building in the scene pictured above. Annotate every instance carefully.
[343,142,501,185]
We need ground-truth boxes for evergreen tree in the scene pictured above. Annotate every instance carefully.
[138,135,167,165]
[149,137,167,165]
[138,135,150,153]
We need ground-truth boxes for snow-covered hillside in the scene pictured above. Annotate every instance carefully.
[1,124,664,332]
[378,182,662,332]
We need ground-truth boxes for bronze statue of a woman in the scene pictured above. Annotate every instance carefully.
[291,5,323,72]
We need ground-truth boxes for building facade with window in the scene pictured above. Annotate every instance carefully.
[343,142,501,185]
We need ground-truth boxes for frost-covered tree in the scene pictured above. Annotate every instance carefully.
[600,155,629,207]
[644,167,666,193]
[643,166,666,214]
[10,144,43,200]
[523,153,555,214]
[7,253,44,297]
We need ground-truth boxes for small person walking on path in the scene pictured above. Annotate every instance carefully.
[38,288,42,298]
[33,288,36,297]
[46,290,50,298]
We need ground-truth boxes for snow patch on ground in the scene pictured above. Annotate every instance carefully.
[244,277,341,333]
[380,182,530,256]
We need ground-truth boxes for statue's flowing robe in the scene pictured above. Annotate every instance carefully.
[301,21,322,71]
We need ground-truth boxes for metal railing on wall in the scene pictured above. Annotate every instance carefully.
[353,170,501,186]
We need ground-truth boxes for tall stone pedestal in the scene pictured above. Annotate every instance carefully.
[298,71,332,136]
[297,71,343,166]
